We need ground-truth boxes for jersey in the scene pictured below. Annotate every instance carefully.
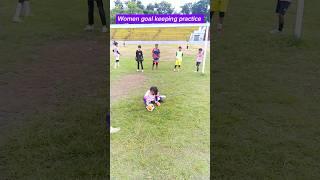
[176,51,183,61]
[196,51,204,62]
[152,48,160,60]
[136,49,144,61]
[113,46,120,60]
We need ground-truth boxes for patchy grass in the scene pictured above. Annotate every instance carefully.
[0,0,107,178]
[212,0,320,179]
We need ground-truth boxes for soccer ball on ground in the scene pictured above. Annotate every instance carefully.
[146,104,155,112]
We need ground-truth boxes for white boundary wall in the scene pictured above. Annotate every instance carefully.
[110,41,210,45]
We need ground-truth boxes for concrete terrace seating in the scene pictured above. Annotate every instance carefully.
[111,27,199,41]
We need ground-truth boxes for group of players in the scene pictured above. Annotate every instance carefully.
[112,41,205,73]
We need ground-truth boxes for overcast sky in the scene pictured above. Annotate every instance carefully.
[110,0,202,12]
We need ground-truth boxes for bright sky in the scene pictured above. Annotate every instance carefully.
[110,0,201,12]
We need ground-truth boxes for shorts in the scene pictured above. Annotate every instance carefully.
[115,54,120,60]
[196,62,201,66]
[153,58,159,63]
[213,0,229,12]
[115,60,119,62]
[276,0,291,15]
[143,96,164,105]
[175,59,182,66]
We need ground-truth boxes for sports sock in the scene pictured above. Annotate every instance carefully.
[278,23,284,31]
[13,3,23,22]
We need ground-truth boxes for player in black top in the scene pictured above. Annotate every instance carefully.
[136,45,144,72]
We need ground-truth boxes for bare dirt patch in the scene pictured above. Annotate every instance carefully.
[0,38,106,127]
[110,73,145,103]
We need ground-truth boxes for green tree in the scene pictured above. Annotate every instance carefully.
[181,2,193,14]
[114,0,124,9]
[111,6,124,23]
[124,1,144,14]
[136,0,145,10]
[156,1,174,14]
[191,0,210,21]
[146,3,155,11]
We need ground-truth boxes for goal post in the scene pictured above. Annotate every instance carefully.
[294,0,304,39]
[110,23,210,73]
[202,23,210,74]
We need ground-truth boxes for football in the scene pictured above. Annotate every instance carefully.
[146,104,155,112]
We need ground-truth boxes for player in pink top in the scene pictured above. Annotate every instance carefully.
[152,44,160,70]
[143,86,166,109]
[195,48,204,72]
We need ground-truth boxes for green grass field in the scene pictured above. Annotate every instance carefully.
[212,0,320,179]
[0,0,107,178]
[110,44,210,179]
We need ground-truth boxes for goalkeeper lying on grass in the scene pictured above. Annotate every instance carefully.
[143,86,166,112]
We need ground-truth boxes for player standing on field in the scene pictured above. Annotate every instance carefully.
[270,0,292,34]
[152,44,160,70]
[174,46,184,72]
[113,42,120,69]
[136,45,144,72]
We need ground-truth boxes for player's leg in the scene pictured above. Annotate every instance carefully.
[212,0,220,25]
[156,62,158,69]
[96,0,107,32]
[115,60,119,68]
[159,95,166,102]
[278,1,290,32]
[141,61,144,72]
[84,0,94,31]
[218,0,229,31]
[271,0,289,33]
[108,113,120,134]
[21,0,31,17]
[13,0,24,22]
[217,12,225,31]
[137,61,140,71]
[152,61,155,70]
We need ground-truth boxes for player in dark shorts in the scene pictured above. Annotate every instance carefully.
[271,0,292,33]
[84,0,107,33]
[12,0,31,22]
